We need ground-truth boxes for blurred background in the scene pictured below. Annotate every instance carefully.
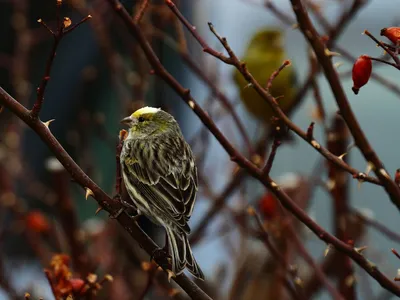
[1,0,400,299]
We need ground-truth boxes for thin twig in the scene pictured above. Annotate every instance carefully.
[364,30,400,67]
[133,0,150,24]
[261,137,281,177]
[32,8,91,118]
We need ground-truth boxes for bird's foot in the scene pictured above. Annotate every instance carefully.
[109,197,139,220]
[150,246,171,263]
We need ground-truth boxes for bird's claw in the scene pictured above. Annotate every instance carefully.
[150,247,171,263]
[109,197,139,220]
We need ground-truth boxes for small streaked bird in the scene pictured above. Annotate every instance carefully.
[120,107,204,280]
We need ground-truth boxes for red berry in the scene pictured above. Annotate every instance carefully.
[380,27,400,44]
[70,278,86,294]
[352,55,372,95]
[25,211,50,233]
[259,193,278,219]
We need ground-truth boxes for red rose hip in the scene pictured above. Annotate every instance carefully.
[380,27,400,44]
[352,55,372,95]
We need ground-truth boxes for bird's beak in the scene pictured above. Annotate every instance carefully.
[120,116,136,126]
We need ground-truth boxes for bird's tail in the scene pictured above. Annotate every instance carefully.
[166,227,204,280]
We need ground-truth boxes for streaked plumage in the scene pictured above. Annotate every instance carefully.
[120,107,204,280]
[233,29,297,123]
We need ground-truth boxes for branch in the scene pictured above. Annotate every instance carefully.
[149,22,253,155]
[164,1,381,187]
[31,6,91,118]
[0,87,212,300]
[290,0,400,211]
[248,208,306,300]
[364,30,400,67]
[31,18,62,118]
[50,162,93,276]
[133,0,150,24]
[286,225,344,300]
[266,0,400,99]
[327,115,356,299]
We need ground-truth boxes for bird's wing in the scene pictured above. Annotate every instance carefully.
[122,137,197,234]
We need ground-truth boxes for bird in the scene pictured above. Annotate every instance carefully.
[233,29,297,124]
[120,107,204,280]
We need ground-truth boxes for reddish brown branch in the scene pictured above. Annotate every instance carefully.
[134,0,150,24]
[249,209,305,299]
[364,30,400,67]
[0,87,211,300]
[290,0,400,211]
[261,137,281,177]
[51,166,93,276]
[164,1,380,187]
[267,0,400,99]
[266,60,291,91]
[286,225,344,300]
[31,6,91,118]
[150,24,253,155]
[368,56,399,69]
[31,20,61,118]
[115,130,127,195]
[327,116,356,299]
[64,15,92,36]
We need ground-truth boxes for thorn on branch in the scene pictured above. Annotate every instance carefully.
[355,246,368,254]
[188,100,195,110]
[95,206,103,215]
[42,119,55,129]
[324,244,333,257]
[85,188,94,200]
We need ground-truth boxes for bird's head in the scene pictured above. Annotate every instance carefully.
[248,28,283,52]
[121,107,176,138]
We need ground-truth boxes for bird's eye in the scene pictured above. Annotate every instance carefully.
[138,116,145,122]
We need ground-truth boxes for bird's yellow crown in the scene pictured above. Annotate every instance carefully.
[132,106,160,119]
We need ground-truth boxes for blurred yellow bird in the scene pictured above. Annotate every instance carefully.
[233,29,297,124]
